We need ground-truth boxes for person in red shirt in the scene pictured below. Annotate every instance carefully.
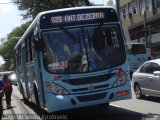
[2,74,13,108]
[0,74,4,120]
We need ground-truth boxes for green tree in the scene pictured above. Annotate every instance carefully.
[12,0,93,19]
[0,21,31,71]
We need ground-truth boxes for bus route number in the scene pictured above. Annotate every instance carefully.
[51,16,62,23]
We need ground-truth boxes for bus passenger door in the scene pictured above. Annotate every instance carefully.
[15,50,23,94]
[21,45,30,99]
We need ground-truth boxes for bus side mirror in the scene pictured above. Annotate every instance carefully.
[33,33,44,52]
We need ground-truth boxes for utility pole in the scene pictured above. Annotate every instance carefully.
[144,11,147,47]
[144,1,148,47]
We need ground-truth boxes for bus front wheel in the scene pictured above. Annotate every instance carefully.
[20,85,27,103]
[34,86,40,107]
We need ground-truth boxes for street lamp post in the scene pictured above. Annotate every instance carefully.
[143,0,150,48]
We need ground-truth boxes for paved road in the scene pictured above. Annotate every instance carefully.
[112,88,160,114]
[2,86,160,120]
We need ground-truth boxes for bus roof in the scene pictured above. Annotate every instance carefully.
[14,6,117,50]
[39,6,115,15]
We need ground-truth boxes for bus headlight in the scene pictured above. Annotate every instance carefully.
[45,82,70,95]
[112,73,128,87]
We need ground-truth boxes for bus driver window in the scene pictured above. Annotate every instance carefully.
[94,30,115,58]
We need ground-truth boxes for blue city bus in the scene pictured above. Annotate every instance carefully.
[14,6,131,113]
[127,43,148,77]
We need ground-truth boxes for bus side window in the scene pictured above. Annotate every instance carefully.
[95,30,116,56]
[18,47,22,66]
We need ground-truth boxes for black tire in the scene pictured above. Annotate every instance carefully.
[97,103,110,110]
[34,87,40,107]
[134,84,143,99]
[21,85,27,103]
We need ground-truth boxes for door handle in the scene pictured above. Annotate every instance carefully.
[148,77,152,81]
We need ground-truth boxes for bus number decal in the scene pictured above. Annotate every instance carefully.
[48,61,68,70]
[51,16,62,23]
[54,74,70,81]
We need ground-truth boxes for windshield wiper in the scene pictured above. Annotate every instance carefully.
[60,27,77,42]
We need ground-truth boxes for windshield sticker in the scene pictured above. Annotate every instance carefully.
[48,61,68,70]
[89,61,97,70]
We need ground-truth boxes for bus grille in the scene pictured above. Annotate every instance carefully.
[62,73,115,85]
[77,93,106,102]
[72,84,109,92]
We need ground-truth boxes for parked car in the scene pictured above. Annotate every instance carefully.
[132,59,160,99]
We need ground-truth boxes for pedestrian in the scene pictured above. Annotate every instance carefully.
[0,74,4,120]
[2,74,12,108]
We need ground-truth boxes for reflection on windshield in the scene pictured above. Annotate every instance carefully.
[42,26,125,73]
[86,26,123,70]
[43,28,86,73]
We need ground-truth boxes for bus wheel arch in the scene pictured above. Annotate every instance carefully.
[33,83,40,108]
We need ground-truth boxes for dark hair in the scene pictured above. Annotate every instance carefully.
[3,74,8,81]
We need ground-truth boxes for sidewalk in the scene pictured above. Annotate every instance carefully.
[2,86,42,120]
[2,87,22,120]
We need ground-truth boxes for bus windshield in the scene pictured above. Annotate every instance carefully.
[42,25,125,73]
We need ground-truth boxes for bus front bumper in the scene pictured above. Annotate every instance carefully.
[45,81,131,113]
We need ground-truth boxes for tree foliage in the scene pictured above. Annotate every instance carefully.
[0,21,31,71]
[12,0,93,19]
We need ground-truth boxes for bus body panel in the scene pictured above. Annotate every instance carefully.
[127,43,148,74]
[41,62,131,112]
[127,54,147,73]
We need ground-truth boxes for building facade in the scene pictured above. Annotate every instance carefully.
[119,0,160,58]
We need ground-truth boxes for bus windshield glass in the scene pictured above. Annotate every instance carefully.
[42,25,125,73]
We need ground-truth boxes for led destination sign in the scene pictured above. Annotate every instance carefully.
[51,12,105,24]
[40,8,118,29]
